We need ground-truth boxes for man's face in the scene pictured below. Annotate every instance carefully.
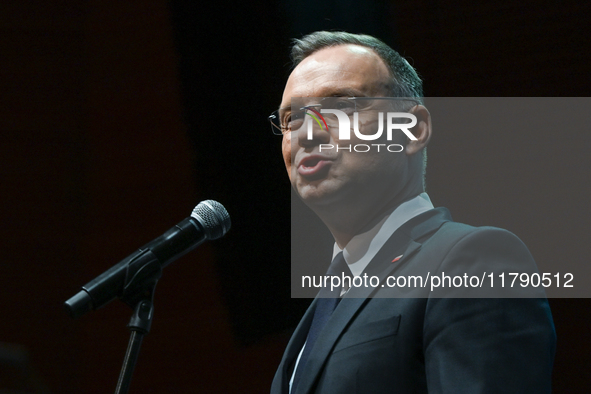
[280,45,417,212]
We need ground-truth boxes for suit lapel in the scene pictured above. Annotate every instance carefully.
[293,208,451,394]
[272,301,316,394]
[293,296,365,394]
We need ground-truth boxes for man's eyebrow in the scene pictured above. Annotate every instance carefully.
[278,88,366,110]
[328,88,365,97]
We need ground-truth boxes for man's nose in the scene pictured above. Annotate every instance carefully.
[297,118,331,147]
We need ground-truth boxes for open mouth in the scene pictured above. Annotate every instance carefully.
[298,156,332,179]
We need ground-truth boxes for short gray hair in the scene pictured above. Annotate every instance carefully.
[290,31,423,103]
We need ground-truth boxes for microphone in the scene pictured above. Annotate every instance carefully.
[64,200,231,318]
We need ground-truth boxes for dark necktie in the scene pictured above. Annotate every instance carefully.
[291,252,350,392]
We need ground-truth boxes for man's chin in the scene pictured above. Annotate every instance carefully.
[294,180,342,208]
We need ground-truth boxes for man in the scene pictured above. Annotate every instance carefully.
[270,31,555,393]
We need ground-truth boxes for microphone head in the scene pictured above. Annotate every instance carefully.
[191,200,231,240]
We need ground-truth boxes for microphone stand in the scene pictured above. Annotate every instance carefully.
[114,281,157,394]
[64,200,231,393]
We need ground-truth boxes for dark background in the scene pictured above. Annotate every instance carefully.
[0,0,589,392]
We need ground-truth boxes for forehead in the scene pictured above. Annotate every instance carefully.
[281,45,390,107]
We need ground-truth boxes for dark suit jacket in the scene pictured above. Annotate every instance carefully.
[271,208,556,393]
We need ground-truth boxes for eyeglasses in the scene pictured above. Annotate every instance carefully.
[268,97,420,135]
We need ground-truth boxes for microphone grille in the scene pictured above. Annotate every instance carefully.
[191,200,231,240]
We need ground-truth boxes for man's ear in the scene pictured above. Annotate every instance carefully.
[406,105,432,156]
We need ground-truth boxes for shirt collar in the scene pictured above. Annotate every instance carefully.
[332,193,434,277]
